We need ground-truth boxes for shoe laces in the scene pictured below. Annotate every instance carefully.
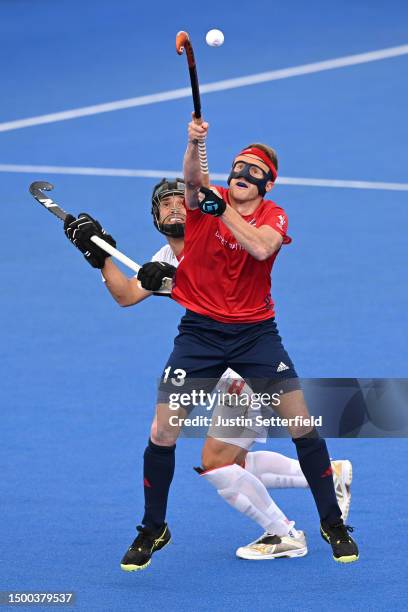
[329,522,354,543]
[130,525,156,550]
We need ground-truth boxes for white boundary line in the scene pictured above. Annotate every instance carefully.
[2,163,407,192]
[0,44,407,133]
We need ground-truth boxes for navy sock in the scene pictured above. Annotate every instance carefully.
[142,438,176,530]
[292,432,341,524]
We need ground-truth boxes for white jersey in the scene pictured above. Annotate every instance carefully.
[151,244,178,266]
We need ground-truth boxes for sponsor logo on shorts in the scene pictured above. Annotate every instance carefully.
[277,361,289,372]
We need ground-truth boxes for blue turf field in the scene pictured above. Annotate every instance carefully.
[1,1,408,610]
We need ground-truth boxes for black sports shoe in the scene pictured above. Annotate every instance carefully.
[120,524,171,571]
[320,520,359,563]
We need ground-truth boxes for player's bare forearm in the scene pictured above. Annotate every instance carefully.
[221,206,283,260]
[184,117,209,209]
[102,258,151,306]
[183,142,201,209]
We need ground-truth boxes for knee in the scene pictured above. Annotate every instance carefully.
[150,416,178,446]
[201,439,244,472]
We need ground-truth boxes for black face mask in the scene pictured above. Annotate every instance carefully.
[227,163,273,196]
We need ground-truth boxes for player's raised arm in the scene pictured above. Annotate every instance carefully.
[183,116,209,210]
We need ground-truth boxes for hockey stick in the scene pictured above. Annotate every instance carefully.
[28,181,172,295]
[176,30,210,187]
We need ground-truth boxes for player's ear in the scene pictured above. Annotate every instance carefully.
[264,180,274,193]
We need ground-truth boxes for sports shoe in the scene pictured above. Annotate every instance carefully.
[331,460,353,521]
[320,520,359,563]
[236,529,307,560]
[120,524,171,571]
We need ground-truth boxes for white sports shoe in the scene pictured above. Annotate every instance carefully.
[236,530,307,560]
[331,459,353,521]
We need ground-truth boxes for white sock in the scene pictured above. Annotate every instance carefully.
[245,451,308,489]
[201,464,295,537]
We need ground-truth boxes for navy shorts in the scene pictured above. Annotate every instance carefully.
[158,310,299,404]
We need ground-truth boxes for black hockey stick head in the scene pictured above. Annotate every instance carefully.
[176,31,201,119]
[29,181,68,221]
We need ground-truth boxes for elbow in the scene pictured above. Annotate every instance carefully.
[252,247,271,261]
[117,291,148,307]
[252,241,280,261]
[116,296,134,307]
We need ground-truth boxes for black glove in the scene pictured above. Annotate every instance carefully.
[198,187,226,217]
[137,261,176,291]
[64,213,116,269]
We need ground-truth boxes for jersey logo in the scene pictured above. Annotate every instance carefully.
[276,215,286,230]
[215,229,244,251]
[276,362,289,372]
[264,294,273,310]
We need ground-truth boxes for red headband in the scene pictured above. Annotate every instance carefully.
[237,147,278,181]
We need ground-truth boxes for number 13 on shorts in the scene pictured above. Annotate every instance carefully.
[162,366,187,387]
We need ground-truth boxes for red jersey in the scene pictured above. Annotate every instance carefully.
[172,186,291,323]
